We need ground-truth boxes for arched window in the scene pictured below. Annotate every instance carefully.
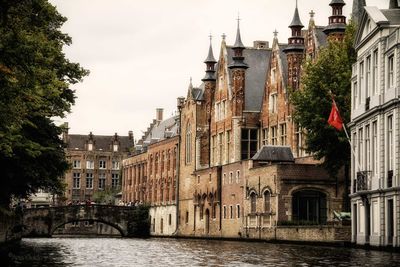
[292,190,327,224]
[264,191,271,213]
[185,123,192,164]
[250,192,257,213]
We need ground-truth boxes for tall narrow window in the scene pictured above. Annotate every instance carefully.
[218,132,224,164]
[73,173,81,189]
[223,206,227,219]
[237,204,241,218]
[241,129,258,160]
[112,173,119,188]
[359,61,364,104]
[250,192,257,213]
[226,130,231,163]
[365,125,371,172]
[264,191,271,212]
[271,126,277,145]
[98,173,106,190]
[388,55,394,88]
[387,115,393,172]
[99,160,106,169]
[353,81,358,108]
[230,206,233,219]
[280,123,287,145]
[372,121,378,175]
[366,56,371,98]
[372,49,378,95]
[86,173,93,189]
[185,123,192,164]
[211,135,216,165]
[358,129,364,170]
[262,128,268,146]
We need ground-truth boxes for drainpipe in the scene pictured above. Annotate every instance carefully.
[173,100,183,235]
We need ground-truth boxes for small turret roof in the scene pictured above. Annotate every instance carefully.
[204,37,216,63]
[289,6,304,28]
[233,19,245,48]
[330,0,345,6]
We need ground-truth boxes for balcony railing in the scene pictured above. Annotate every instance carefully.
[355,171,372,192]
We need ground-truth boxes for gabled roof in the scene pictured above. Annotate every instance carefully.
[252,145,295,162]
[226,47,271,111]
[355,6,400,47]
[66,134,134,152]
[140,115,179,146]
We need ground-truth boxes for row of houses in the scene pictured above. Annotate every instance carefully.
[61,0,400,247]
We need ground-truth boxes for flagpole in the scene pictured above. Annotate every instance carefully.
[328,90,361,173]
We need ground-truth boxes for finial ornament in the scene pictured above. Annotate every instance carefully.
[273,29,278,38]
[296,0,298,8]
[222,33,226,40]
[309,10,315,18]
[209,33,212,42]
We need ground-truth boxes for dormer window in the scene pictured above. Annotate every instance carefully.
[113,144,118,152]
[88,143,93,151]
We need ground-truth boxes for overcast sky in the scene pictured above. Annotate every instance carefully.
[49,0,389,140]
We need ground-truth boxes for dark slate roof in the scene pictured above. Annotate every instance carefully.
[315,26,328,47]
[233,23,245,48]
[142,115,179,145]
[204,42,217,63]
[191,84,204,101]
[278,44,288,88]
[352,0,366,24]
[330,0,345,5]
[226,46,271,111]
[67,134,134,152]
[289,7,304,28]
[252,145,295,162]
[381,9,400,25]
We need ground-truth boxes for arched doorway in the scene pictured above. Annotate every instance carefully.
[205,209,210,234]
[292,190,327,224]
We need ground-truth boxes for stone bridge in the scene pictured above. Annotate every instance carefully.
[22,205,149,237]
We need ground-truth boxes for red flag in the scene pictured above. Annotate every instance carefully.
[328,101,343,131]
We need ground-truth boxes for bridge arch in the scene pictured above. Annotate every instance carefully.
[51,218,126,236]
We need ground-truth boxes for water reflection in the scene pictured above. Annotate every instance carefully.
[1,237,399,266]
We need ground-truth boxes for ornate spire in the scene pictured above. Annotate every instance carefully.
[352,0,366,24]
[233,15,245,49]
[228,16,248,69]
[283,0,305,54]
[389,0,400,9]
[186,77,193,99]
[202,35,217,82]
[290,0,304,28]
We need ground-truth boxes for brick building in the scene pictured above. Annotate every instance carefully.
[122,109,179,236]
[175,0,352,241]
[63,124,134,203]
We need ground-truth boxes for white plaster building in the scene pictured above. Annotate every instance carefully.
[349,1,400,247]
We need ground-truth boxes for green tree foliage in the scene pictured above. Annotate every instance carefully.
[0,0,89,206]
[290,23,357,176]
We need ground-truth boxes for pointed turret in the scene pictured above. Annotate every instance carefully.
[186,77,193,99]
[389,0,400,9]
[283,0,305,91]
[283,0,305,53]
[323,0,347,38]
[228,17,248,69]
[352,0,366,24]
[202,35,217,82]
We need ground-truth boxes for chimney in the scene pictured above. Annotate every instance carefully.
[62,122,69,142]
[156,108,163,123]
[128,131,133,141]
[177,97,185,110]
[253,40,269,49]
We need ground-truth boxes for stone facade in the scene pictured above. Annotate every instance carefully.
[349,3,400,247]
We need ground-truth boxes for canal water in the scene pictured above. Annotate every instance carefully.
[1,237,400,266]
